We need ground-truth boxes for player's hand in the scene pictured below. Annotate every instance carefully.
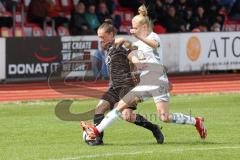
[130,29,142,40]
[130,29,140,38]
[130,29,136,35]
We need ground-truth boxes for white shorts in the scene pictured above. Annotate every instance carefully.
[131,72,170,103]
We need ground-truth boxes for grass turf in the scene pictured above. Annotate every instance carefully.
[1,93,240,160]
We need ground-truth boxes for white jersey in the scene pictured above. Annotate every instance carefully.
[133,32,163,65]
[131,32,169,103]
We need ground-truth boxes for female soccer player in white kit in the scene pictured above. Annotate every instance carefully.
[81,5,207,142]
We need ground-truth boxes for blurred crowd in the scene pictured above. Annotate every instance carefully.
[0,0,240,35]
[119,0,240,33]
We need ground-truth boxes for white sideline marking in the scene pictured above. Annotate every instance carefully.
[49,146,240,160]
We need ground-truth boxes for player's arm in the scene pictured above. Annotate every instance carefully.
[128,51,140,64]
[138,36,159,49]
[130,29,160,48]
[114,37,125,46]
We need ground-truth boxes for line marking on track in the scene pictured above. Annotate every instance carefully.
[49,146,240,160]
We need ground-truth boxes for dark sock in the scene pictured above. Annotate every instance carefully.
[134,114,156,132]
[93,114,104,140]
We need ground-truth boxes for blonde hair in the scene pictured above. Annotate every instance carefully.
[133,5,152,32]
[138,5,148,17]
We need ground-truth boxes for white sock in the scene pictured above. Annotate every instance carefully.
[172,113,196,125]
[96,108,121,133]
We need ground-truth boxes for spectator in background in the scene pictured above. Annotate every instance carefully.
[0,0,13,28]
[118,0,141,11]
[163,5,186,32]
[0,0,17,12]
[210,22,221,31]
[155,0,166,24]
[201,0,222,25]
[27,0,49,28]
[97,2,111,24]
[213,6,226,30]
[97,1,121,31]
[85,3,100,32]
[0,1,6,12]
[229,0,240,20]
[46,0,70,29]
[190,6,209,31]
[162,0,177,12]
[92,48,108,80]
[175,0,190,22]
[70,2,94,35]
[96,0,115,15]
[79,0,96,8]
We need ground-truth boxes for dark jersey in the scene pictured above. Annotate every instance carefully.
[105,43,135,88]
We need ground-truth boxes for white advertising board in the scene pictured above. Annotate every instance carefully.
[179,32,240,72]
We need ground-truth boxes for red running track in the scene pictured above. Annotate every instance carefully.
[0,73,240,102]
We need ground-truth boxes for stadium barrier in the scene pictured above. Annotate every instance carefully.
[178,32,240,72]
[4,36,98,82]
[0,32,239,82]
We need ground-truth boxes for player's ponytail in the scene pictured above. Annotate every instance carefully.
[98,18,117,35]
[138,5,148,17]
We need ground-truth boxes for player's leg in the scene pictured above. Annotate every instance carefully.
[93,91,164,144]
[81,99,110,145]
[155,100,207,139]
[151,79,197,125]
[87,87,119,145]
[83,91,137,139]
[93,99,111,143]
[155,100,192,124]
[121,108,164,144]
[94,92,136,134]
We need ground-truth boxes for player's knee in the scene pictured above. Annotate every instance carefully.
[121,110,133,122]
[95,100,110,114]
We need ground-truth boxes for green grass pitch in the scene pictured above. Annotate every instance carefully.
[1,93,240,160]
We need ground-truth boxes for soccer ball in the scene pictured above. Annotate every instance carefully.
[82,131,96,143]
[82,131,88,142]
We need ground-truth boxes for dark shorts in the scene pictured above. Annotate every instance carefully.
[101,86,137,110]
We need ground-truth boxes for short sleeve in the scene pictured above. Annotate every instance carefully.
[149,32,161,47]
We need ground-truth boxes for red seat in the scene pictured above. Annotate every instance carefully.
[51,0,62,13]
[52,0,61,7]
[116,8,134,25]
[57,26,70,36]
[60,0,74,12]
[119,24,131,34]
[153,24,166,34]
